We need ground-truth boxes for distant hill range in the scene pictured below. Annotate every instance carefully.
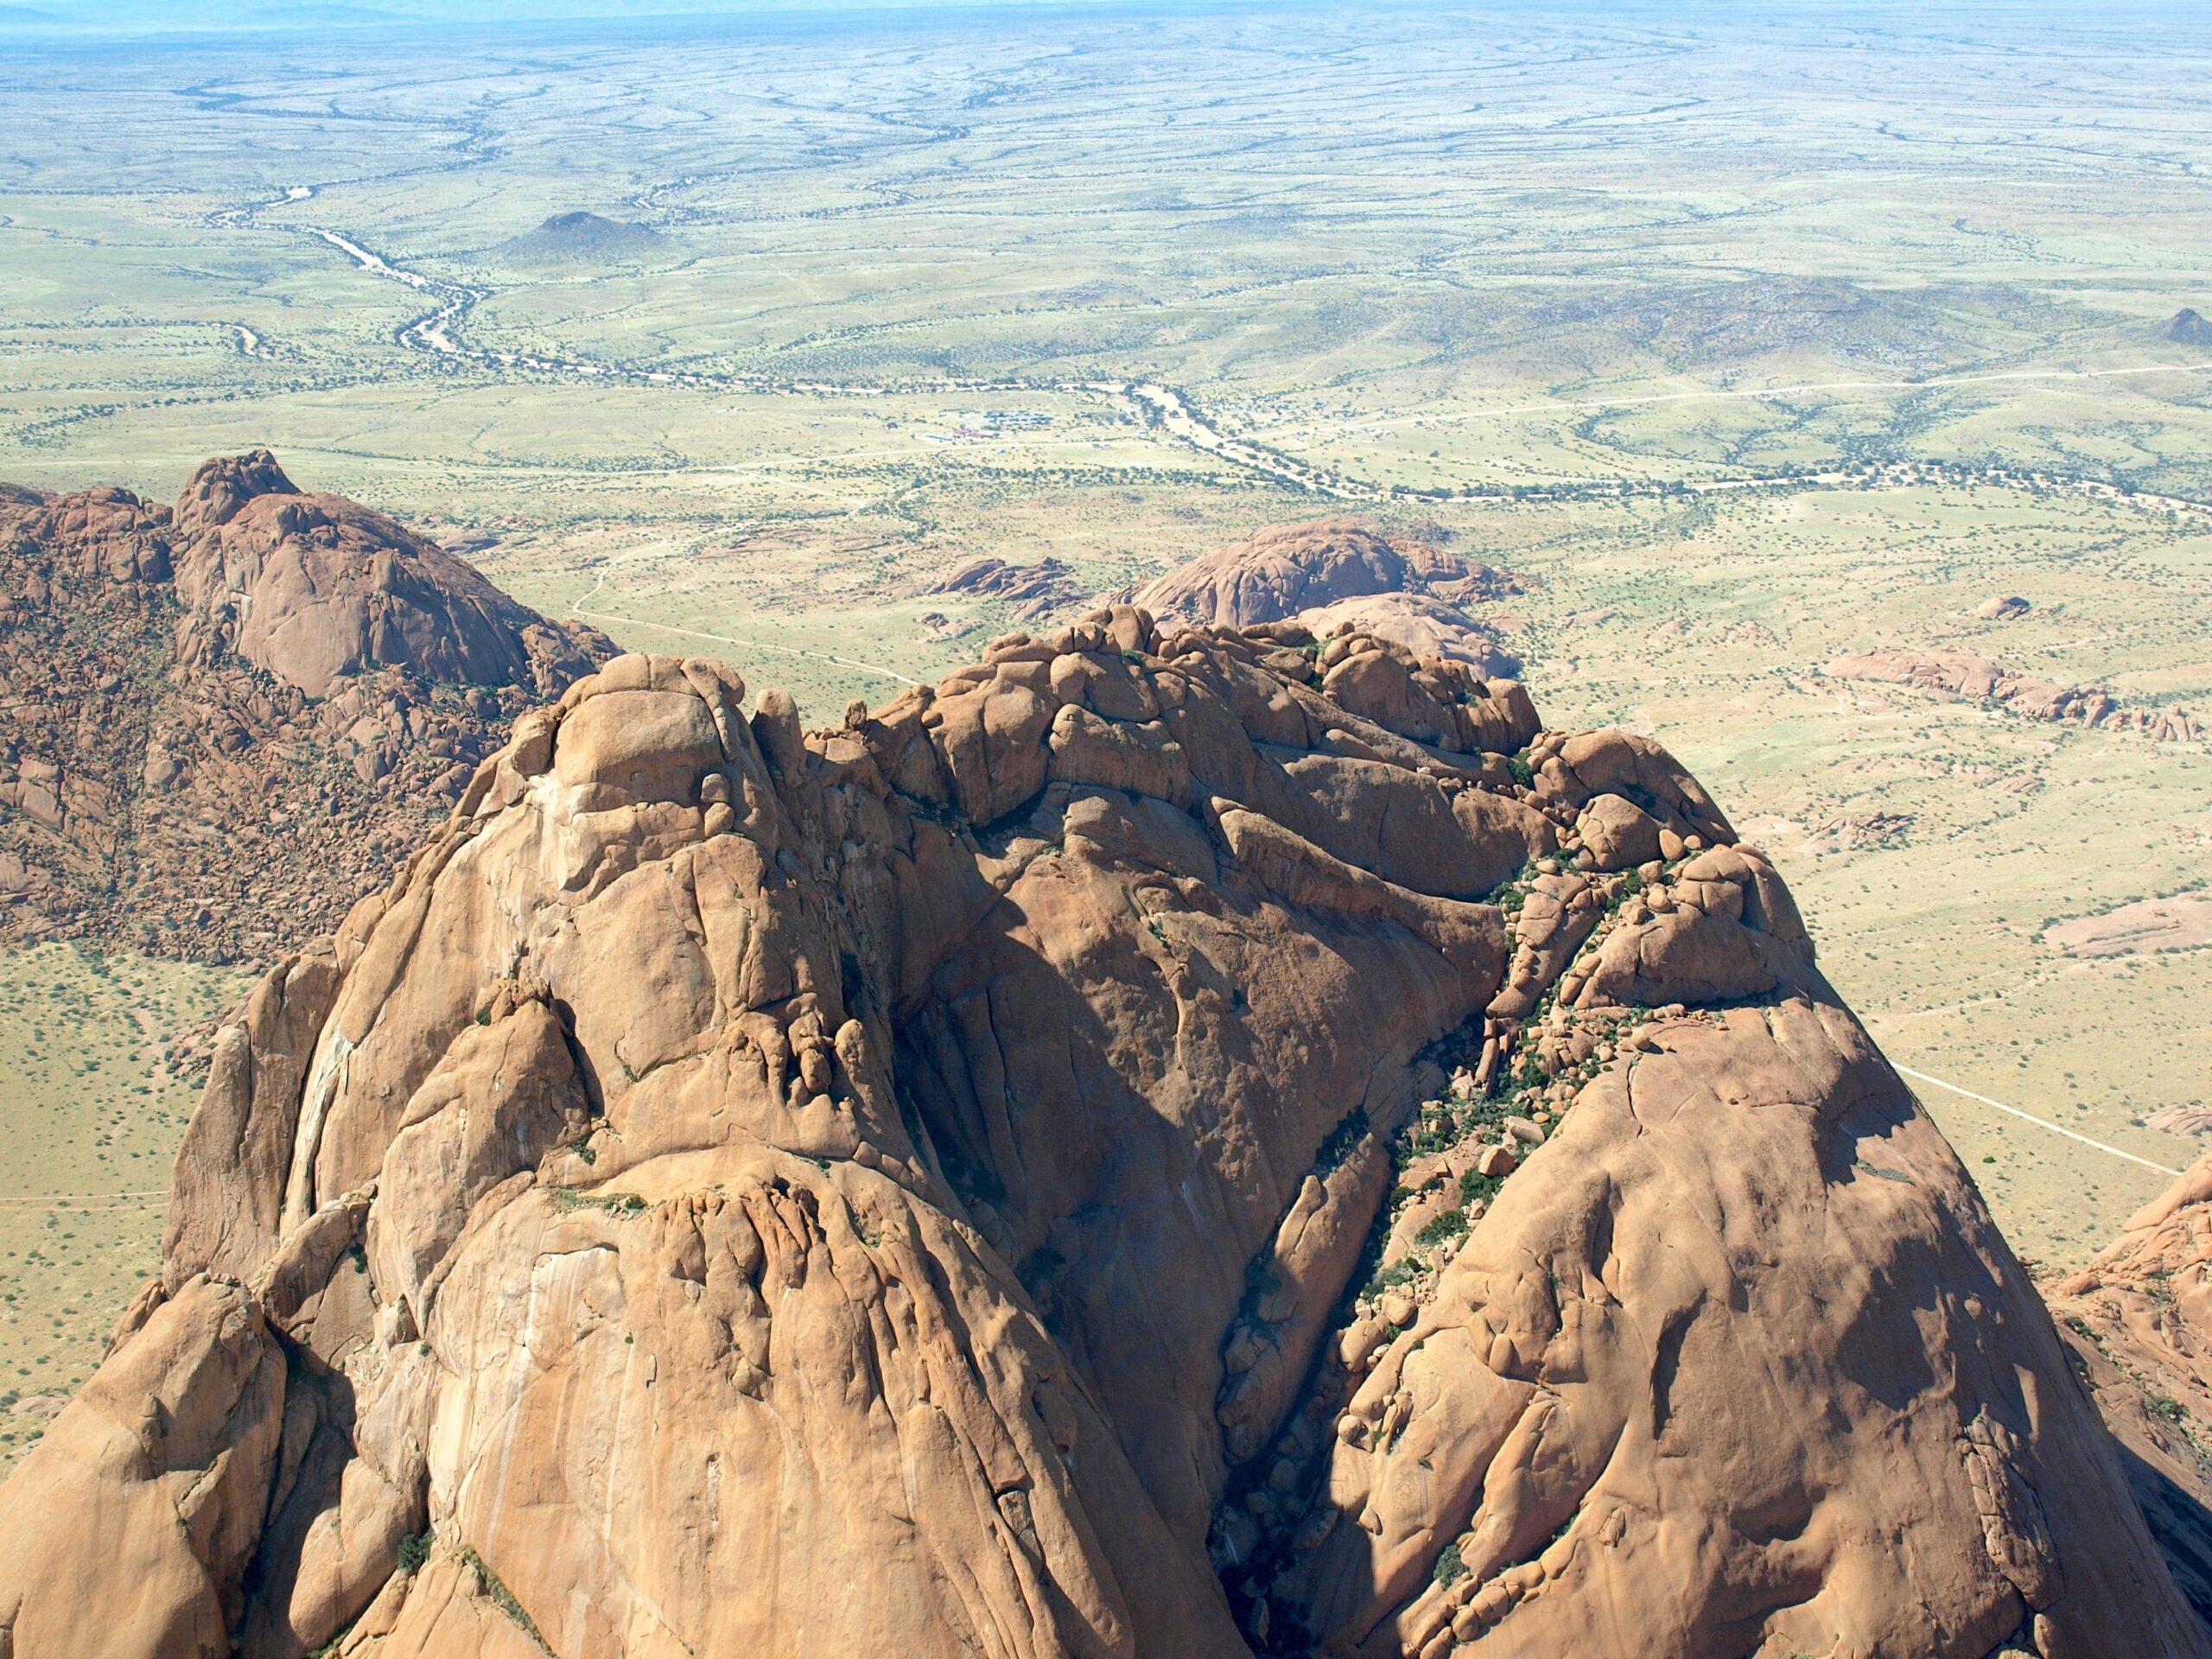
[0,452,615,963]
[0,2,398,26]
[496,211,669,265]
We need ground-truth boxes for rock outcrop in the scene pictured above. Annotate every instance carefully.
[0,595,2198,1658]
[925,556,1088,621]
[1285,594,1519,683]
[0,455,613,961]
[2045,1158,2212,1632]
[1135,520,1520,632]
[2043,893,2212,959]
[1806,810,1915,855]
[1827,648,2203,742]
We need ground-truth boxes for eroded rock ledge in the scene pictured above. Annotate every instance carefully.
[0,606,2196,1659]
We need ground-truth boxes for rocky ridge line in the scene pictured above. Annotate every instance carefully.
[1827,647,2203,743]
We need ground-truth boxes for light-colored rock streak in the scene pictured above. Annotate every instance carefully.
[282,1023,356,1230]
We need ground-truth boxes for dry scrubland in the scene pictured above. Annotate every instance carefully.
[1501,481,2212,1262]
[0,0,2208,1402]
[0,944,245,1471]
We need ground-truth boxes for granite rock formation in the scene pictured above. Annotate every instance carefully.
[1280,594,1519,683]
[1827,648,2203,743]
[925,555,1088,622]
[1134,520,1520,632]
[0,454,613,961]
[0,597,2199,1658]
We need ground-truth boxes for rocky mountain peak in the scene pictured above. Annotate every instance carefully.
[0,460,614,961]
[173,447,301,538]
[169,451,606,699]
[0,583,2197,1657]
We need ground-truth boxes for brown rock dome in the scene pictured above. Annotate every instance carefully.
[1133,518,1520,631]
[171,451,606,699]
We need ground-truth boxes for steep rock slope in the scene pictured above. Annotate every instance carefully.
[0,606,2196,1659]
[0,454,612,960]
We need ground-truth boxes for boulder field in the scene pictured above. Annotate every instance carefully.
[0,599,2199,1658]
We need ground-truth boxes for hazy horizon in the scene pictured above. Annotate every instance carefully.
[9,0,2208,36]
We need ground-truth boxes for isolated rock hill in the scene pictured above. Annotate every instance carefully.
[0,454,613,963]
[0,584,2200,1658]
[1135,519,1522,632]
[925,554,1087,621]
[496,211,669,265]
[1827,646,2204,743]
